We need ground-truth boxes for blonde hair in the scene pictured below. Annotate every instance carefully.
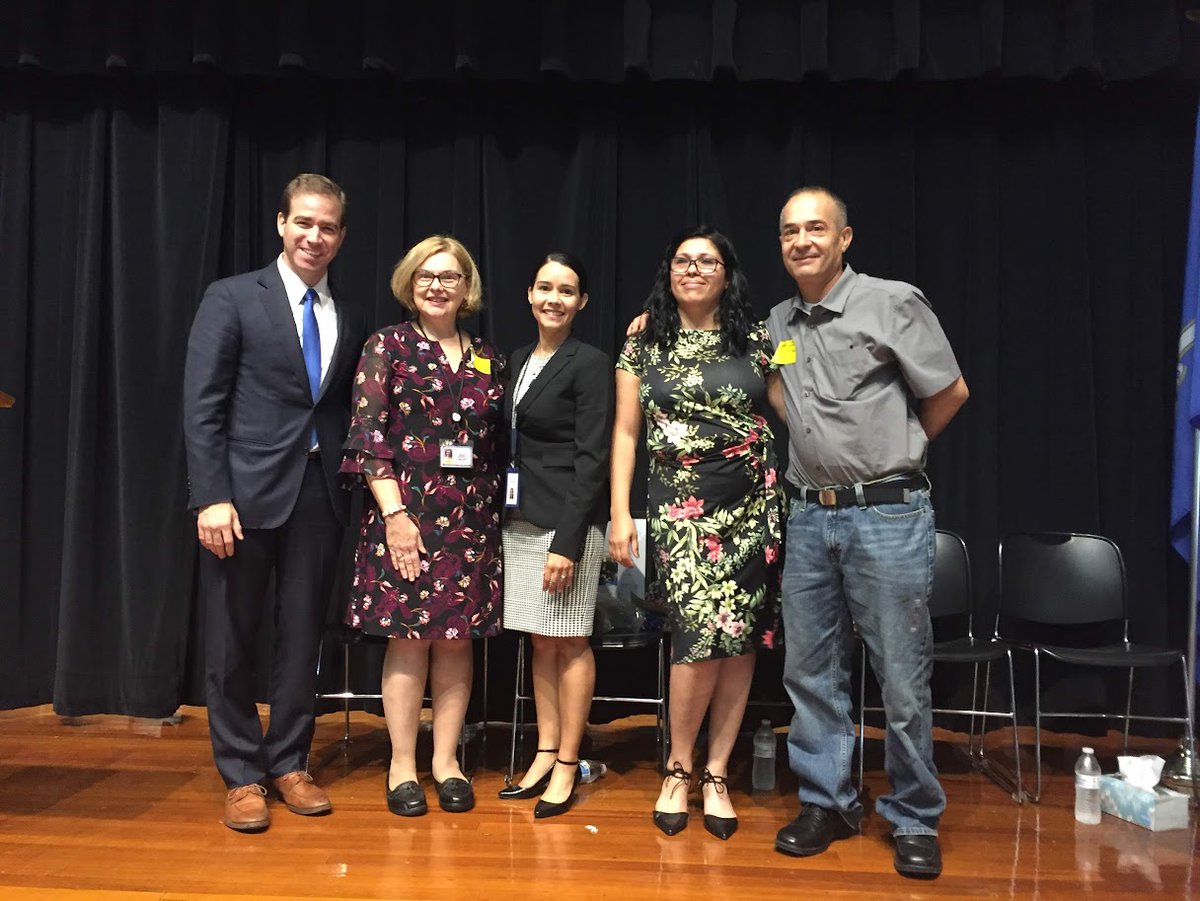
[390,235,483,318]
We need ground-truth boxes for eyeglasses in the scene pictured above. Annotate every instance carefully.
[413,269,465,289]
[669,256,725,275]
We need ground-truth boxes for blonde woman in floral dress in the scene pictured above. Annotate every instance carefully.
[341,235,504,818]
[610,226,782,841]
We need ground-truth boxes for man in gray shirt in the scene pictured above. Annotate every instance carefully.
[767,187,968,879]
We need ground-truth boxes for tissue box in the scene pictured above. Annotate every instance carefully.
[1098,775,1189,831]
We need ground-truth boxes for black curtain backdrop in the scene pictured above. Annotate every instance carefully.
[1,2,1197,730]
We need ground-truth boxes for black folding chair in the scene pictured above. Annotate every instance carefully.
[998,532,1197,803]
[858,530,1025,801]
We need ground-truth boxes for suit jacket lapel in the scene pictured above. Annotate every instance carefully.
[517,336,579,413]
[258,264,311,397]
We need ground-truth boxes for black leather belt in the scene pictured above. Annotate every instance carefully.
[783,476,926,508]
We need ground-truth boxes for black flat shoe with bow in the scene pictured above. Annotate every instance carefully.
[386,776,428,817]
[434,776,475,813]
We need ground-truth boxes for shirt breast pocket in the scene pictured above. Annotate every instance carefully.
[812,348,875,400]
[542,449,576,470]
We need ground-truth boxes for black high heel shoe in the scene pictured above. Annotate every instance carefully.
[698,768,738,840]
[533,759,582,819]
[652,762,692,836]
[498,748,558,800]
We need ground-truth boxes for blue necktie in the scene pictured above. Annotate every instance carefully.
[301,288,321,447]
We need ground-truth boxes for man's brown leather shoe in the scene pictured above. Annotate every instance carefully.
[273,771,332,815]
[223,784,269,832]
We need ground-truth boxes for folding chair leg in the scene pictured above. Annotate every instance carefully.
[1032,650,1043,803]
[341,643,352,744]
[507,636,526,783]
[967,661,982,760]
[978,660,995,761]
[1123,667,1134,757]
[1007,651,1024,803]
[1179,658,1200,805]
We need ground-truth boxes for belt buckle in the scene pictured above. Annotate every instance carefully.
[817,488,838,507]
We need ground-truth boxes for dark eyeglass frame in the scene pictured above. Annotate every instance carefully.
[413,269,466,289]
[668,256,725,275]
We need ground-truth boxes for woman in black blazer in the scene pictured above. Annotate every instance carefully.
[497,252,614,818]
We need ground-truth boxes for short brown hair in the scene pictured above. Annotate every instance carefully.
[279,173,347,227]
[779,186,848,232]
[390,235,484,318]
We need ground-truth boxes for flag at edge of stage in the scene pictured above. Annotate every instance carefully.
[1169,102,1200,562]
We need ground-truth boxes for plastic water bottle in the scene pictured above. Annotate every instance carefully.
[752,720,777,791]
[1074,747,1102,824]
[578,760,607,784]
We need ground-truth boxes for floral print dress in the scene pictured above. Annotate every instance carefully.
[340,322,505,640]
[618,326,782,663]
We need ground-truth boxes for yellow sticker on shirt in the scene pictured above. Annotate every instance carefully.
[473,354,492,375]
[771,339,797,365]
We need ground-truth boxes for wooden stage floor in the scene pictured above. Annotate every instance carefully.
[0,705,1194,900]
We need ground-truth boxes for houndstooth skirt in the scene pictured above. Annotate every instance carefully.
[502,517,606,637]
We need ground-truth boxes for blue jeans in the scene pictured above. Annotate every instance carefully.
[781,488,945,836]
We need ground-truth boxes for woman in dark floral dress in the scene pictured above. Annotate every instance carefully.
[341,235,504,818]
[611,226,782,841]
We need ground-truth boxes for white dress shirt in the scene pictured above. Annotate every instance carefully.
[277,254,338,388]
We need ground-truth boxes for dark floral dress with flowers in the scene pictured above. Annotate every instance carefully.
[617,325,782,663]
[341,322,505,640]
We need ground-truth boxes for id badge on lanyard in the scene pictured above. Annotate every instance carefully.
[506,372,523,507]
[440,440,474,469]
[505,467,520,507]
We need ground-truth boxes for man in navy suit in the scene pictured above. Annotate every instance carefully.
[183,174,368,831]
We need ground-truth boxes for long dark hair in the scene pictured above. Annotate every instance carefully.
[642,226,753,357]
[528,251,589,296]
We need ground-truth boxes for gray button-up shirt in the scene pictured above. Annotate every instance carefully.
[766,265,961,489]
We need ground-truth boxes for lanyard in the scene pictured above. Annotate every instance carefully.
[414,319,470,440]
[509,355,534,460]
[508,350,555,460]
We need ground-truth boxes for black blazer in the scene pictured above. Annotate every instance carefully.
[183,261,369,528]
[504,336,614,560]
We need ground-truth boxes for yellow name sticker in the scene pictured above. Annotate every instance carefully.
[770,339,797,365]
[472,354,492,375]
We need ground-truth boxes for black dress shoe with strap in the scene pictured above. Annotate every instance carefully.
[893,834,942,878]
[774,803,860,857]
[533,759,582,819]
[697,768,738,840]
[652,762,692,836]
[498,748,558,800]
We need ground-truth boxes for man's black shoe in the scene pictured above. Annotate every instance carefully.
[893,834,942,878]
[774,804,860,857]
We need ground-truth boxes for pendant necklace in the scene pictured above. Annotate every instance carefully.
[414,318,467,424]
